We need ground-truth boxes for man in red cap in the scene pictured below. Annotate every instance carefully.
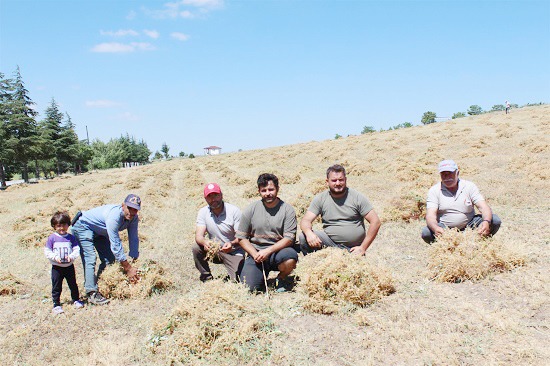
[192,183,244,282]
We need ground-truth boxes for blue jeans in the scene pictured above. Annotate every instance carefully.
[72,221,115,293]
[421,214,501,243]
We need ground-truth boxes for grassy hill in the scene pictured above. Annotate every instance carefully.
[0,105,548,365]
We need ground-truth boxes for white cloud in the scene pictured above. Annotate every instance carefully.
[145,0,224,19]
[100,29,139,37]
[116,112,140,122]
[171,32,190,41]
[126,10,137,20]
[182,0,224,9]
[144,29,160,39]
[85,100,120,108]
[91,42,156,53]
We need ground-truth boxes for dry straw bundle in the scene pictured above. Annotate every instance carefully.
[427,229,525,283]
[150,280,276,363]
[0,272,30,296]
[204,239,221,261]
[98,259,172,299]
[295,248,395,314]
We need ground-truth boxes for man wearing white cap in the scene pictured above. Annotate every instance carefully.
[193,183,244,282]
[421,160,501,243]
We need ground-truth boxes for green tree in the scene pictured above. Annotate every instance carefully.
[3,67,39,182]
[421,111,437,125]
[361,126,375,134]
[179,151,186,157]
[188,153,195,159]
[161,142,170,159]
[0,72,14,188]
[153,151,163,160]
[40,98,65,175]
[491,104,505,112]
[467,105,483,115]
[334,134,342,139]
[452,112,466,119]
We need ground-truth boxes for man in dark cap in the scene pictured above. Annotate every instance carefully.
[72,194,142,304]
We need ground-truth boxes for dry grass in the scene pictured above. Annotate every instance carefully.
[0,272,31,296]
[0,105,548,365]
[426,229,526,283]
[295,248,395,314]
[204,239,222,261]
[98,260,173,299]
[150,280,278,364]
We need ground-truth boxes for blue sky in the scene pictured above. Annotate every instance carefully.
[1,0,549,156]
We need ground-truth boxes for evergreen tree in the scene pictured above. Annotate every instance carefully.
[40,98,65,175]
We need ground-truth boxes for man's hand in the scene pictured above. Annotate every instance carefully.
[121,260,139,282]
[253,248,272,263]
[305,232,322,249]
[478,221,491,236]
[220,242,233,253]
[349,246,366,256]
[433,226,445,237]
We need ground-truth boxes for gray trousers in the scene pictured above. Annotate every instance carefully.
[191,243,244,282]
[298,230,352,255]
[421,214,502,243]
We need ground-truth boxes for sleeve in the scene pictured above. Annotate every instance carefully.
[236,206,252,240]
[196,208,206,226]
[105,209,127,262]
[426,185,440,209]
[127,218,139,259]
[357,192,374,217]
[44,235,57,261]
[282,204,297,241]
[68,235,80,260]
[307,194,323,215]
[233,207,242,234]
[469,182,485,205]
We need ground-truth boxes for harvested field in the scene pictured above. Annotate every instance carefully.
[0,105,548,365]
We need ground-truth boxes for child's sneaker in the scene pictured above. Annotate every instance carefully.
[73,300,84,309]
[52,306,64,315]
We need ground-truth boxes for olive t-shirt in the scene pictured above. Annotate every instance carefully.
[308,188,373,247]
[236,199,297,250]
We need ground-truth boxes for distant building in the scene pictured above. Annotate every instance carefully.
[204,146,222,155]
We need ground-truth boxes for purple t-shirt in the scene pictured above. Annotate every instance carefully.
[44,233,80,267]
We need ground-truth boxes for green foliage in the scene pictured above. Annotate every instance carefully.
[392,122,414,130]
[188,153,195,159]
[491,104,505,111]
[452,112,466,119]
[361,126,375,134]
[421,111,436,125]
[161,142,170,159]
[467,105,483,115]
[153,151,163,160]
[91,135,150,169]
[334,134,342,139]
[178,151,186,157]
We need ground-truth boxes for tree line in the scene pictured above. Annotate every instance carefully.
[0,67,151,188]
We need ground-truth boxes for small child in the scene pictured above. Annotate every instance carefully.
[44,211,84,314]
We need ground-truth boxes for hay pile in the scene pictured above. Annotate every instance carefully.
[149,280,277,363]
[0,273,30,296]
[426,229,525,283]
[98,260,172,299]
[383,192,426,222]
[295,248,395,314]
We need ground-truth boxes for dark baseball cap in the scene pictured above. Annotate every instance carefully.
[124,194,141,210]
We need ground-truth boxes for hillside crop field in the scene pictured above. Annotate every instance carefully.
[0,105,548,365]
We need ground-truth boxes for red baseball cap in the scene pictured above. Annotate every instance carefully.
[204,183,222,197]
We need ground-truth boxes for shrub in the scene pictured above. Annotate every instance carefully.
[361,126,375,134]
[452,112,466,119]
[421,111,437,125]
[467,105,483,115]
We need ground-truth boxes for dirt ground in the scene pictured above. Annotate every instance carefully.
[0,105,548,365]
